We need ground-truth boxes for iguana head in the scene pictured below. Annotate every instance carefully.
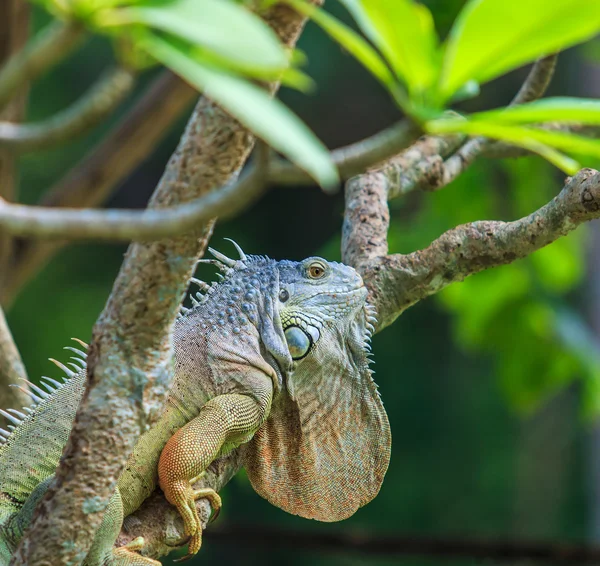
[276,256,373,364]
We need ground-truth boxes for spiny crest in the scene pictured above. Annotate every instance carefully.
[178,239,270,319]
[358,301,378,395]
[364,302,377,339]
[0,338,88,445]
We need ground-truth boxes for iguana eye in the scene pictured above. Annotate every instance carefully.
[308,262,327,279]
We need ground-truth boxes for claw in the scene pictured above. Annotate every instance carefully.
[163,478,221,559]
[192,487,221,523]
[174,529,203,563]
[173,552,195,563]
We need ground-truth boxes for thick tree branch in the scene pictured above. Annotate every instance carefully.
[0,66,135,152]
[1,70,196,307]
[0,20,84,112]
[362,168,600,330]
[0,306,27,408]
[204,524,600,565]
[12,4,319,564]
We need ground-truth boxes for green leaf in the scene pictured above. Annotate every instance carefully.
[107,0,289,74]
[469,97,600,125]
[339,0,439,97]
[439,0,600,102]
[283,0,396,89]
[426,118,583,173]
[141,34,339,189]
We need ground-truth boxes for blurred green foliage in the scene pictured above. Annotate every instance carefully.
[6,0,600,564]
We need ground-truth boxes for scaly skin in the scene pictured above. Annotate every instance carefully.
[0,244,390,564]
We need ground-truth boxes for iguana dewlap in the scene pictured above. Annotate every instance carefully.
[0,243,390,565]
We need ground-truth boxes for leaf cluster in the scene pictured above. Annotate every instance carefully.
[300,0,600,174]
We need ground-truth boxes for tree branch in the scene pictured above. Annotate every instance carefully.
[0,20,84,112]
[0,305,27,408]
[511,54,558,106]
[116,452,244,559]
[0,161,267,240]
[0,66,135,152]
[203,524,600,565]
[342,133,464,268]
[268,120,421,185]
[12,4,319,564]
[361,168,600,331]
[1,52,555,298]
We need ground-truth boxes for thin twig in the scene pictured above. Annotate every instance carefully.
[0,20,84,112]
[205,524,600,565]
[511,54,558,106]
[268,120,421,185]
[0,66,135,151]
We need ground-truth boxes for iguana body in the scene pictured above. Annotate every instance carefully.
[0,244,390,564]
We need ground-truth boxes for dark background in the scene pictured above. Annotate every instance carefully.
[7,1,600,564]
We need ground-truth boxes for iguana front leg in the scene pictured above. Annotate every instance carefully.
[158,391,272,560]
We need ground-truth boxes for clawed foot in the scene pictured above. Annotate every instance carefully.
[113,537,161,565]
[164,474,222,562]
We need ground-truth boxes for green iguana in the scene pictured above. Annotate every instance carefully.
[0,242,391,565]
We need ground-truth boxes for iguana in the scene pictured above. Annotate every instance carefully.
[0,242,391,565]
